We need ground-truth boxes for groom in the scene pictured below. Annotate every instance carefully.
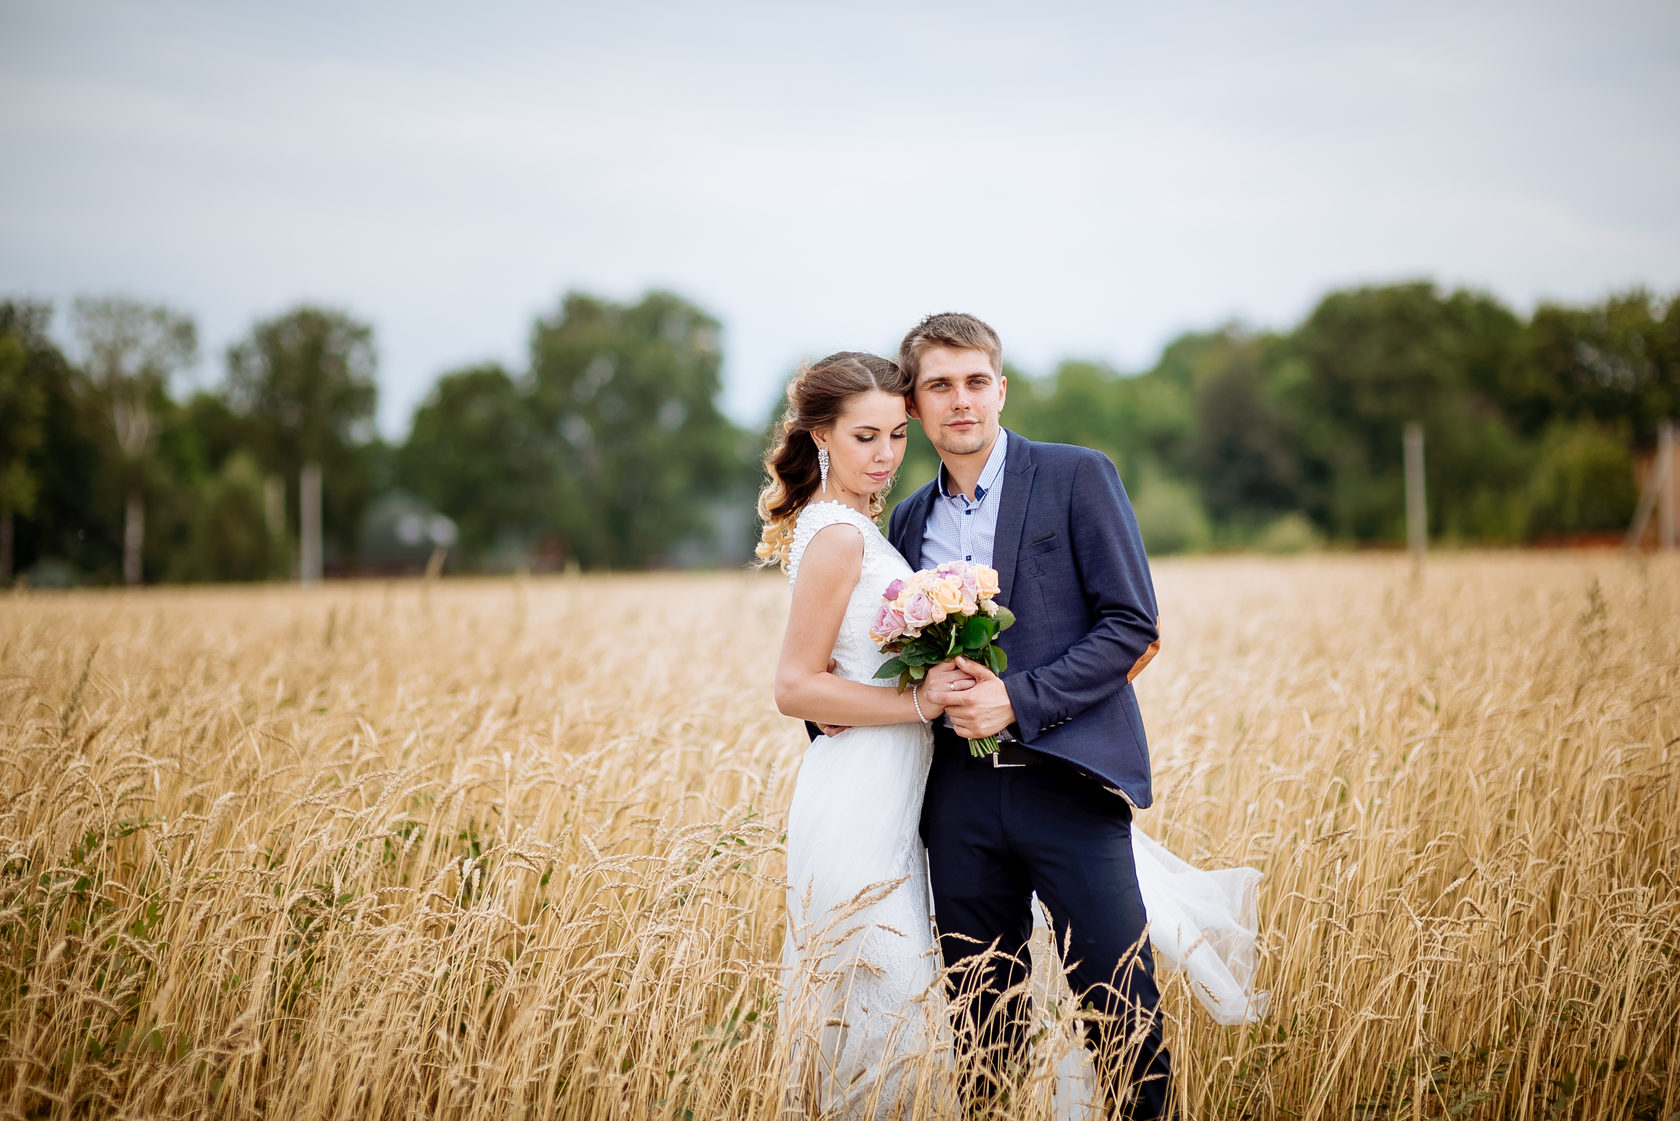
[899,313,1174,1118]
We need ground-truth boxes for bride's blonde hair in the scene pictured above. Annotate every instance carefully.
[756,352,911,569]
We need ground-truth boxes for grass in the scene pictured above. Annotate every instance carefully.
[1,553,1677,1119]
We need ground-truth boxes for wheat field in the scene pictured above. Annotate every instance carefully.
[2,553,1677,1120]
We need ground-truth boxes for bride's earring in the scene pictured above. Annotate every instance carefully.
[817,447,830,495]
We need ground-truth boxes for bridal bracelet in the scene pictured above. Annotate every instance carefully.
[911,684,929,723]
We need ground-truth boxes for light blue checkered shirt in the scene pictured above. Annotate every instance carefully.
[920,433,1015,740]
[919,432,1010,571]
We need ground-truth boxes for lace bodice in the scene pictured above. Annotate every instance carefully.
[787,501,913,684]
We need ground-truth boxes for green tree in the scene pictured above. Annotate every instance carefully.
[1131,330,1229,480]
[1129,473,1211,555]
[1288,283,1526,541]
[167,452,287,582]
[226,306,379,581]
[400,363,545,566]
[1506,290,1679,445]
[526,291,744,567]
[0,301,111,583]
[1524,420,1639,538]
[1003,357,1212,549]
[71,296,198,584]
[0,310,49,585]
[1183,332,1303,529]
[1006,359,1131,467]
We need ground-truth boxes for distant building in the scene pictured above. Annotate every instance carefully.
[357,491,458,575]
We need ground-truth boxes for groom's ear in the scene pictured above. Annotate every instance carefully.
[905,393,921,420]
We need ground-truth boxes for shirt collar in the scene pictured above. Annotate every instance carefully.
[937,430,1009,503]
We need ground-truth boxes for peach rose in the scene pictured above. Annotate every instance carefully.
[928,576,968,617]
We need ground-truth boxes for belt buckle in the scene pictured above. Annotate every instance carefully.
[990,750,1025,769]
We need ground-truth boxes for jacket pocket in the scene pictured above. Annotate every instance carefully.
[1021,531,1061,557]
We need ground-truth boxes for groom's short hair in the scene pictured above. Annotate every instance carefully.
[899,313,1002,384]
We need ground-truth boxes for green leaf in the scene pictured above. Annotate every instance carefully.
[987,644,1008,673]
[991,604,1016,631]
[960,616,994,648]
[874,656,908,680]
[908,663,928,681]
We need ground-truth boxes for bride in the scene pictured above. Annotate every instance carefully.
[759,352,1265,1118]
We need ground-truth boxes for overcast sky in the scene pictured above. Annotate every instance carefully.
[3,0,1677,436]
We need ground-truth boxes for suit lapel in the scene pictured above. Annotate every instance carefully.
[896,482,935,570]
[992,429,1034,608]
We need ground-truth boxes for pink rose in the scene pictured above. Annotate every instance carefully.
[870,603,907,643]
[903,591,937,630]
[883,578,906,601]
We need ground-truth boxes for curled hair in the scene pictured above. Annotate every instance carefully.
[756,351,910,568]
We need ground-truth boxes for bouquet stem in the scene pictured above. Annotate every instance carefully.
[968,735,999,757]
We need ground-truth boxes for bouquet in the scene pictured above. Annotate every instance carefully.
[869,561,1016,757]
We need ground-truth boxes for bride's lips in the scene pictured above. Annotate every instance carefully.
[866,471,892,483]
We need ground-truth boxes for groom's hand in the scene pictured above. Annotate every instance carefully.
[940,656,1017,739]
[817,659,851,738]
[918,660,976,718]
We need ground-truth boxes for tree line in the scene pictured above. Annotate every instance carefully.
[994,284,1677,553]
[2,282,1675,586]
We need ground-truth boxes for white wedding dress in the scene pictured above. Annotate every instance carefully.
[779,500,1267,1119]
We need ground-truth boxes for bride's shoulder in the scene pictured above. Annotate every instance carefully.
[789,501,876,581]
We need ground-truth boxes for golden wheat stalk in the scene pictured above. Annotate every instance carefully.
[1,556,1676,1119]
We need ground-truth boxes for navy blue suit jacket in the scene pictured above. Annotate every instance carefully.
[888,429,1162,808]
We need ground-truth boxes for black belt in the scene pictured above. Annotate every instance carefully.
[931,723,1049,769]
[952,742,1049,769]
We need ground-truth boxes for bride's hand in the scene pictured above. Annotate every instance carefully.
[918,659,977,718]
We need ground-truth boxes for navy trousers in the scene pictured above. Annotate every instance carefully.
[921,729,1176,1119]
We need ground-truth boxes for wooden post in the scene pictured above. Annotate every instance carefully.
[1404,422,1426,557]
[1660,421,1676,551]
[123,488,144,585]
[300,461,323,586]
[1629,419,1676,550]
